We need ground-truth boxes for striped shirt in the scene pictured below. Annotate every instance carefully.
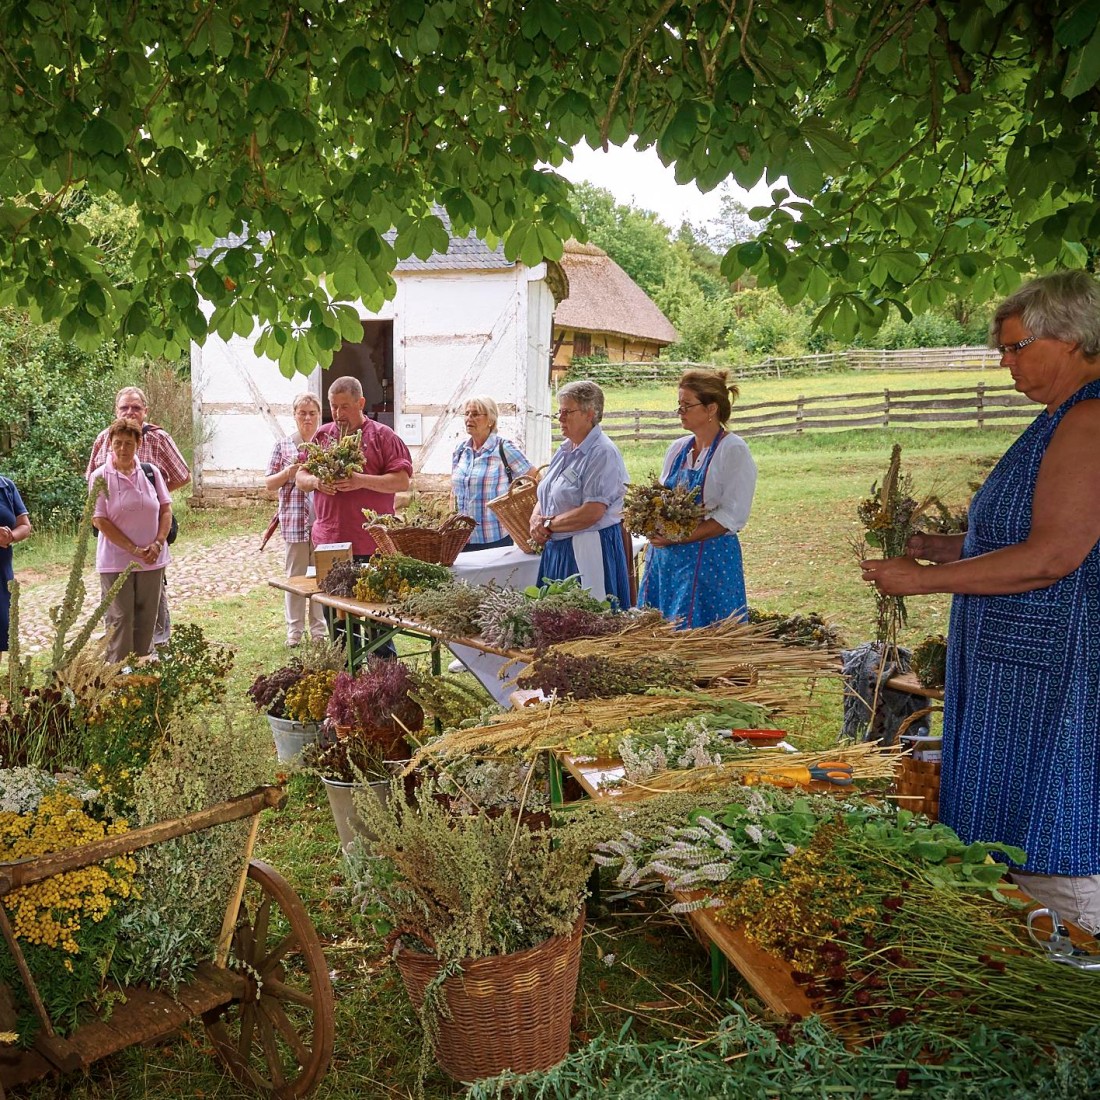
[452,433,534,544]
[266,434,312,544]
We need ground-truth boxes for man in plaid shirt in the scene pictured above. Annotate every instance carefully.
[86,386,191,647]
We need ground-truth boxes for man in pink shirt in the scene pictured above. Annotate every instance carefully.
[296,376,413,559]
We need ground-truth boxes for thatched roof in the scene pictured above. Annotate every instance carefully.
[553,241,678,345]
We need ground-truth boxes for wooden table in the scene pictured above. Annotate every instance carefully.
[886,670,944,701]
[671,893,818,1015]
[267,576,529,701]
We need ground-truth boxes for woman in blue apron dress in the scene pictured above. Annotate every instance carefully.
[638,370,757,629]
[530,380,631,609]
[860,271,1100,933]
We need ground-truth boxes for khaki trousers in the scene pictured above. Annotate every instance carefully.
[101,568,165,663]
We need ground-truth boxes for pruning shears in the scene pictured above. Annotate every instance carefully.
[742,761,854,789]
[1026,908,1100,971]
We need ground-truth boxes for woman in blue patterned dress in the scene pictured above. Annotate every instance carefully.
[862,271,1100,933]
[638,369,757,628]
[0,474,32,658]
[529,381,631,608]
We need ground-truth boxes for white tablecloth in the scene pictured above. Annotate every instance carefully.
[445,537,646,705]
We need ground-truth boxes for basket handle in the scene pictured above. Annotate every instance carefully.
[440,513,476,532]
[385,926,438,956]
[896,706,939,740]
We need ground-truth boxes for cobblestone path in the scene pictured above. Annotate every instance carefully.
[15,535,282,654]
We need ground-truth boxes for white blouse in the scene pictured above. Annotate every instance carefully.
[659,432,757,533]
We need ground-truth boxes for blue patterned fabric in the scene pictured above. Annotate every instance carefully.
[941,379,1100,875]
[0,476,28,653]
[540,524,631,610]
[637,432,747,628]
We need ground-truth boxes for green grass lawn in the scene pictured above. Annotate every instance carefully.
[12,371,1037,1098]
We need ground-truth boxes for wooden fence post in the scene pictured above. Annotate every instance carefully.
[976,381,985,430]
[796,395,805,433]
[633,410,641,444]
[883,388,890,429]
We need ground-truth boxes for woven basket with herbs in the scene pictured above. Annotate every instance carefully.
[364,511,476,566]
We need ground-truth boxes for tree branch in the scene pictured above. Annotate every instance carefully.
[599,0,679,149]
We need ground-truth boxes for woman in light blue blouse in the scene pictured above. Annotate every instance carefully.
[452,395,534,551]
[529,380,631,608]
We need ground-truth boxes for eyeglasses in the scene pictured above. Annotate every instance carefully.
[117,404,145,412]
[995,335,1038,356]
[557,408,581,419]
[676,402,704,414]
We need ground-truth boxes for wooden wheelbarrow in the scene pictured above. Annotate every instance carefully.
[0,785,334,1098]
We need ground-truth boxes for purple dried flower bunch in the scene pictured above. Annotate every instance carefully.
[247,663,303,719]
[529,607,625,650]
[325,656,423,750]
[518,652,692,701]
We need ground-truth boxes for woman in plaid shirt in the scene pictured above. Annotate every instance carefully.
[451,396,534,551]
[266,393,327,646]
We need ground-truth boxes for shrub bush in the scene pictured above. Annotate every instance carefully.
[0,312,192,528]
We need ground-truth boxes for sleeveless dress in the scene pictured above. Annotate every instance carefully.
[637,431,747,629]
[940,379,1100,875]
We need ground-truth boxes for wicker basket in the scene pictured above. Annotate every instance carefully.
[393,907,585,1082]
[367,514,476,566]
[894,754,941,821]
[487,471,542,554]
[892,707,942,820]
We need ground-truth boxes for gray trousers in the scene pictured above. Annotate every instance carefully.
[101,568,165,663]
[153,573,170,647]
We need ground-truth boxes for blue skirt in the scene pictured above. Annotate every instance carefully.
[638,532,746,629]
[541,525,631,610]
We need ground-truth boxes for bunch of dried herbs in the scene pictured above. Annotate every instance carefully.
[529,606,626,649]
[855,443,945,645]
[397,582,484,638]
[363,491,454,530]
[747,607,844,650]
[407,672,495,731]
[318,558,362,597]
[299,429,364,482]
[911,633,948,689]
[353,554,451,603]
[517,651,693,700]
[622,476,704,540]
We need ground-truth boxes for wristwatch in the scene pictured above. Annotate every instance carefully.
[542,515,554,533]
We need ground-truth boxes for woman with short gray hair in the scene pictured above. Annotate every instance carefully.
[555,380,605,421]
[530,380,631,607]
[861,269,1100,933]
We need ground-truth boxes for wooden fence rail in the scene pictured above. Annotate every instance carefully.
[569,346,1001,385]
[602,383,1032,444]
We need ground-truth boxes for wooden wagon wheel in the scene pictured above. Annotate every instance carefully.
[203,860,334,1098]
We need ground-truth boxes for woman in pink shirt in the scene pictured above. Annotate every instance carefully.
[89,418,173,663]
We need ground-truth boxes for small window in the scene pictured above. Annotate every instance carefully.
[573,332,591,357]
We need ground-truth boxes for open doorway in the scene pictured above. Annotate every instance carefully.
[320,320,394,427]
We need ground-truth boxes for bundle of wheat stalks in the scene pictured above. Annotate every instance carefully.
[615,741,903,801]
[406,684,783,767]
[541,615,837,686]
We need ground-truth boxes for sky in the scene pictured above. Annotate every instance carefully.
[555,140,775,232]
